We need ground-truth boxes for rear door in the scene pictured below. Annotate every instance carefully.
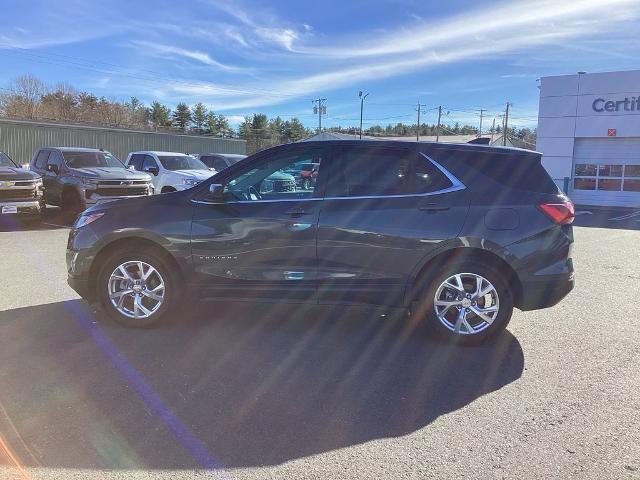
[317,145,469,306]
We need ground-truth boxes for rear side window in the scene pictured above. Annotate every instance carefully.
[34,150,50,169]
[327,146,452,197]
[435,149,560,194]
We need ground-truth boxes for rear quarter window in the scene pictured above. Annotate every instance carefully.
[432,149,560,194]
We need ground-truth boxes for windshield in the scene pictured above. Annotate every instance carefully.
[63,151,125,168]
[158,155,209,171]
[0,152,17,168]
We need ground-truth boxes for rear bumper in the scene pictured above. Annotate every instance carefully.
[519,270,575,311]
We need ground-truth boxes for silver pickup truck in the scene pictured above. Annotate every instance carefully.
[0,152,44,222]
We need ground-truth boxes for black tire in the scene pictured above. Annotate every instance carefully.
[62,189,84,220]
[96,247,181,328]
[412,260,514,346]
[161,186,177,194]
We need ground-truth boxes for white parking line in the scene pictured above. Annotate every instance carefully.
[608,211,640,221]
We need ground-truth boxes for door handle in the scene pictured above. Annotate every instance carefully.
[418,203,450,212]
[285,208,309,217]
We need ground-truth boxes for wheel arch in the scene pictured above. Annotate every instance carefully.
[407,243,523,309]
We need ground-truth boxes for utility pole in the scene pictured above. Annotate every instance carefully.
[416,102,421,141]
[436,105,442,142]
[312,98,326,133]
[503,102,510,146]
[359,91,369,139]
[490,117,496,143]
[478,109,485,137]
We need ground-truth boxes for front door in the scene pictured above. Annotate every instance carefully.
[44,150,64,205]
[190,145,328,302]
[317,145,470,306]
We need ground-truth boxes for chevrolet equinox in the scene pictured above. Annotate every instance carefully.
[67,140,575,345]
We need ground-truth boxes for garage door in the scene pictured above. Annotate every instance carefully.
[571,138,640,207]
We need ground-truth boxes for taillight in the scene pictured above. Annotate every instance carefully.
[538,201,575,225]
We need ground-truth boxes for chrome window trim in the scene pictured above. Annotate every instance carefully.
[192,152,465,205]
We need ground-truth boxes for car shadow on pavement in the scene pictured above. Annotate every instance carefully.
[0,299,524,471]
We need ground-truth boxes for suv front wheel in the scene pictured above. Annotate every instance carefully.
[415,260,514,345]
[97,249,179,327]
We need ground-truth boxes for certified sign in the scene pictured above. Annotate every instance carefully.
[607,128,617,137]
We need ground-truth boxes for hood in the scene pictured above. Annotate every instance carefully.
[170,169,214,180]
[0,166,41,181]
[70,167,151,181]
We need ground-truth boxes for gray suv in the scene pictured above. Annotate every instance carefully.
[30,147,153,215]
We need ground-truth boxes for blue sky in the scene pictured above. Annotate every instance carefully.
[1,0,640,130]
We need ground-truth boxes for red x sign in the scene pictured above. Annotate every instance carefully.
[608,128,617,137]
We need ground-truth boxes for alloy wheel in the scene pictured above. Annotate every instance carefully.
[433,272,499,335]
[108,261,165,319]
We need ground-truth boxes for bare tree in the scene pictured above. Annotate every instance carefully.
[0,74,46,119]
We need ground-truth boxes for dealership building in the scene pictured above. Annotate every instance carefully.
[537,69,640,207]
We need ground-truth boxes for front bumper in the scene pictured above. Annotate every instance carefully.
[0,199,42,216]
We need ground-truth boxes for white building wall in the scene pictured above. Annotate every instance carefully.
[537,69,640,207]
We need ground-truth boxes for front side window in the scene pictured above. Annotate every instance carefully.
[158,155,209,171]
[128,154,143,170]
[63,151,124,168]
[326,147,452,198]
[47,151,63,169]
[0,152,17,168]
[34,150,50,169]
[223,148,324,202]
[142,156,158,171]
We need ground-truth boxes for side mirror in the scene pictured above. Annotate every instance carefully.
[144,166,159,176]
[128,164,135,170]
[207,183,225,202]
[46,164,59,174]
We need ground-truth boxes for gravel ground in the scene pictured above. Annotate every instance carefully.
[0,218,639,479]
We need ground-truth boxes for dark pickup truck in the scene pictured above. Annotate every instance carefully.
[0,152,44,221]
[30,147,153,215]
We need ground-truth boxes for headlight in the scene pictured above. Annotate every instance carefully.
[182,178,200,187]
[81,177,99,188]
[75,212,105,229]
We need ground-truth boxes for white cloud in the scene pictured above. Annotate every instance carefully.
[129,41,248,72]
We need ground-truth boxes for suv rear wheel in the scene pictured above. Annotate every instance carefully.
[97,249,179,327]
[414,260,514,345]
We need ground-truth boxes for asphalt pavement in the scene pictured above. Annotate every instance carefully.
[0,209,639,479]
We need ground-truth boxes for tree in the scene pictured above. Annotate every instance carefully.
[0,74,46,119]
[172,102,192,132]
[150,101,171,129]
[40,83,78,121]
[191,102,207,132]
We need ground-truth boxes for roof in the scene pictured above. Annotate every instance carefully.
[50,147,108,152]
[285,139,538,155]
[301,132,493,145]
[130,151,192,155]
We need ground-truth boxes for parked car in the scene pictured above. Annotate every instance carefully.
[197,153,246,172]
[67,140,575,345]
[127,151,213,193]
[284,162,320,189]
[0,151,44,222]
[30,147,153,215]
[197,152,295,192]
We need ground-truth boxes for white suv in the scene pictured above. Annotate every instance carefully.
[126,151,213,193]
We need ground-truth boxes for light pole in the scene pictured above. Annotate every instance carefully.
[359,90,369,139]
